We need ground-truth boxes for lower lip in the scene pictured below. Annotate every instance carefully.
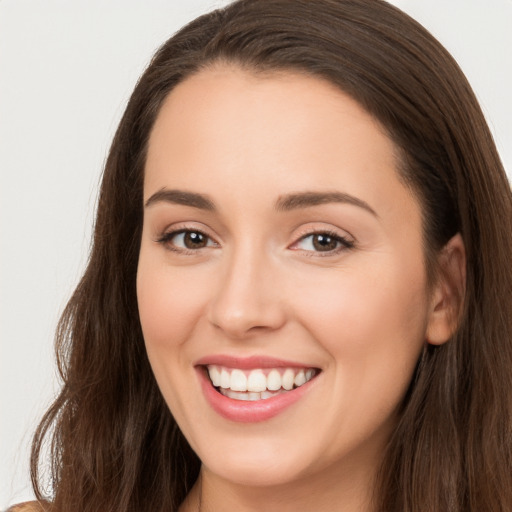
[197,368,318,423]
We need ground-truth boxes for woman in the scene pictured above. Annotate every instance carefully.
[11,0,512,510]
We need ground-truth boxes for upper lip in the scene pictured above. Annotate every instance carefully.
[194,354,318,370]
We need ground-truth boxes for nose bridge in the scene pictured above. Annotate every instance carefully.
[208,239,285,338]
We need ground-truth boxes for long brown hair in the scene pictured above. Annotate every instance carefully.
[30,1,512,510]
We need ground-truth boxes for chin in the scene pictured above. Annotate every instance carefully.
[193,432,314,487]
[205,453,309,487]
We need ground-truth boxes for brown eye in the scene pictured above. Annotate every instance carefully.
[182,231,208,249]
[157,229,216,251]
[293,231,354,254]
[312,234,339,251]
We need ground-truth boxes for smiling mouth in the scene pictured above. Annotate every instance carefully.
[205,365,320,401]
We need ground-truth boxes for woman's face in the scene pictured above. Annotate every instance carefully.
[137,67,437,488]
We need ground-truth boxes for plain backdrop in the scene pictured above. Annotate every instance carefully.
[1,0,511,507]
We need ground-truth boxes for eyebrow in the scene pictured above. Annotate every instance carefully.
[145,188,216,210]
[275,191,378,217]
[144,188,377,217]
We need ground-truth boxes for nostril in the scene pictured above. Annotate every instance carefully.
[206,269,287,337]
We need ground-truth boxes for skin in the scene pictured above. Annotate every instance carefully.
[137,66,464,512]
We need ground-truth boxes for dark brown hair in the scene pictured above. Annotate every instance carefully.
[30,1,512,511]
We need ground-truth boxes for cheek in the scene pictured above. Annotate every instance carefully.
[294,258,428,343]
[291,258,429,413]
[136,250,212,423]
[136,251,211,357]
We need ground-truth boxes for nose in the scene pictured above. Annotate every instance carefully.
[207,247,287,339]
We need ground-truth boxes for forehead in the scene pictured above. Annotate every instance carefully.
[144,65,417,223]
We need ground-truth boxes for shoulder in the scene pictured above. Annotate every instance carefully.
[6,501,49,512]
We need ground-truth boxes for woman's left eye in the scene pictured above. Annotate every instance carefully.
[292,232,354,253]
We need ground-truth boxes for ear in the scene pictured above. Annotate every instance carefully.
[425,233,466,345]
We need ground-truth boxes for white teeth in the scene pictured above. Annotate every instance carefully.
[282,368,295,390]
[207,365,317,397]
[294,369,306,387]
[224,390,250,401]
[247,370,267,392]
[209,366,221,387]
[267,369,282,391]
[230,369,247,391]
[220,388,285,401]
[220,368,230,389]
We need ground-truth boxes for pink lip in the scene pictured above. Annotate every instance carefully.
[195,354,314,370]
[195,356,320,423]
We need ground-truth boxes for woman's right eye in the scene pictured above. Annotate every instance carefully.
[157,229,217,252]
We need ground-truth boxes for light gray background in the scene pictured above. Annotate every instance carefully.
[1,0,511,507]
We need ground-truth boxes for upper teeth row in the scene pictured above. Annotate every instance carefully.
[207,365,316,392]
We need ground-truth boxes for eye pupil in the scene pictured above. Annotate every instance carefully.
[313,234,338,251]
[184,231,207,248]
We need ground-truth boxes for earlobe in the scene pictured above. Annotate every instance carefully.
[425,233,466,345]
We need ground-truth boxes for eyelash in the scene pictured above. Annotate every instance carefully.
[155,228,217,254]
[155,228,354,256]
[292,230,355,256]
